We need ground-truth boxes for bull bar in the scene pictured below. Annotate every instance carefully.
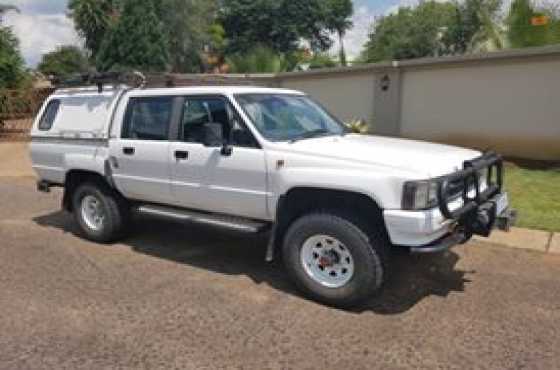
[411,151,517,253]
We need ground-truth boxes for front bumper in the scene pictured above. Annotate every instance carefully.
[409,200,517,253]
[384,152,517,253]
[384,194,516,252]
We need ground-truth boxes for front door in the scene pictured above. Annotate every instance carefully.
[170,96,269,220]
[109,96,175,204]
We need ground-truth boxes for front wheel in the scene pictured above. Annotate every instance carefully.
[283,213,390,308]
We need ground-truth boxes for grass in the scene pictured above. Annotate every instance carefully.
[505,162,560,232]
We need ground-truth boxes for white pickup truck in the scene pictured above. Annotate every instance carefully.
[30,74,515,307]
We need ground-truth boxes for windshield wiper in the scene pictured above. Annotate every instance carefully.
[290,129,330,143]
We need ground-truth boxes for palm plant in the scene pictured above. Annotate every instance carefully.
[324,0,353,66]
[442,0,505,54]
[470,0,505,51]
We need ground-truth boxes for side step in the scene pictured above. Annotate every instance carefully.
[136,204,270,233]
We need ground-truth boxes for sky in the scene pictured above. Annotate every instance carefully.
[0,0,472,67]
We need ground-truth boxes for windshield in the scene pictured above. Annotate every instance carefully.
[235,94,347,142]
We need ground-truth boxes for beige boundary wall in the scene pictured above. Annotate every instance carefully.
[278,72,377,128]
[271,46,560,161]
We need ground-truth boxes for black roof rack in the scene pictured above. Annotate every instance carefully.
[53,71,147,93]
[53,71,273,92]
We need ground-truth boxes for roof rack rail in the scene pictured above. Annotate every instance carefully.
[142,73,275,88]
[52,71,274,92]
[53,71,146,93]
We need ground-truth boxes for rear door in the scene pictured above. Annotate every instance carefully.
[110,96,177,204]
[169,95,269,220]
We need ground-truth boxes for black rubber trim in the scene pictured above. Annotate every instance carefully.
[410,231,469,253]
[265,195,286,262]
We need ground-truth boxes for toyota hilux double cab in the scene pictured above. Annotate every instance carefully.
[30,73,516,307]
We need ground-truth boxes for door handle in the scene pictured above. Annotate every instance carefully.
[123,147,135,155]
[175,150,189,160]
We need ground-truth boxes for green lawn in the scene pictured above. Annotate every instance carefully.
[504,163,560,232]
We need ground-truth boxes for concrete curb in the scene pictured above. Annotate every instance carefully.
[549,233,560,254]
[474,227,559,254]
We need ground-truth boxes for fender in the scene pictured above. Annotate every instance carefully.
[63,146,112,182]
[268,166,405,217]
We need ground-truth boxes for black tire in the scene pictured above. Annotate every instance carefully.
[282,212,391,308]
[71,181,130,243]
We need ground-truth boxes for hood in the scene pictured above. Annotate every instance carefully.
[276,134,481,178]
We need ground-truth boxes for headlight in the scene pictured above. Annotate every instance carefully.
[402,180,439,210]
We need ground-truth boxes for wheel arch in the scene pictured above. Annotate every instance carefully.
[267,187,388,261]
[62,169,116,212]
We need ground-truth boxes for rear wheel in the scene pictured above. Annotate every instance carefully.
[283,212,390,308]
[72,181,130,243]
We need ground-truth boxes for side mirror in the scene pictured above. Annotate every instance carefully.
[203,122,233,156]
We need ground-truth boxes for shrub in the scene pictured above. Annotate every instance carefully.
[345,119,369,134]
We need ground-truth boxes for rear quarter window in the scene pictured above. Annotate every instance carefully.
[38,100,61,131]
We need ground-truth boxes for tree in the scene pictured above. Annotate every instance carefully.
[219,0,333,55]
[68,0,120,58]
[292,50,337,70]
[158,0,218,73]
[362,1,457,62]
[442,0,504,54]
[0,27,27,89]
[95,0,169,72]
[38,46,90,79]
[0,5,26,89]
[307,53,338,69]
[324,0,353,66]
[506,0,560,48]
[226,46,289,73]
[69,0,219,73]
[206,23,227,72]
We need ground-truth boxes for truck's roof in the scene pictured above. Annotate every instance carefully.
[52,85,304,98]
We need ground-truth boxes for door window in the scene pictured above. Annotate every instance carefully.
[123,97,173,140]
[181,97,258,148]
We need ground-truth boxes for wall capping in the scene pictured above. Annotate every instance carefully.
[273,45,560,79]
